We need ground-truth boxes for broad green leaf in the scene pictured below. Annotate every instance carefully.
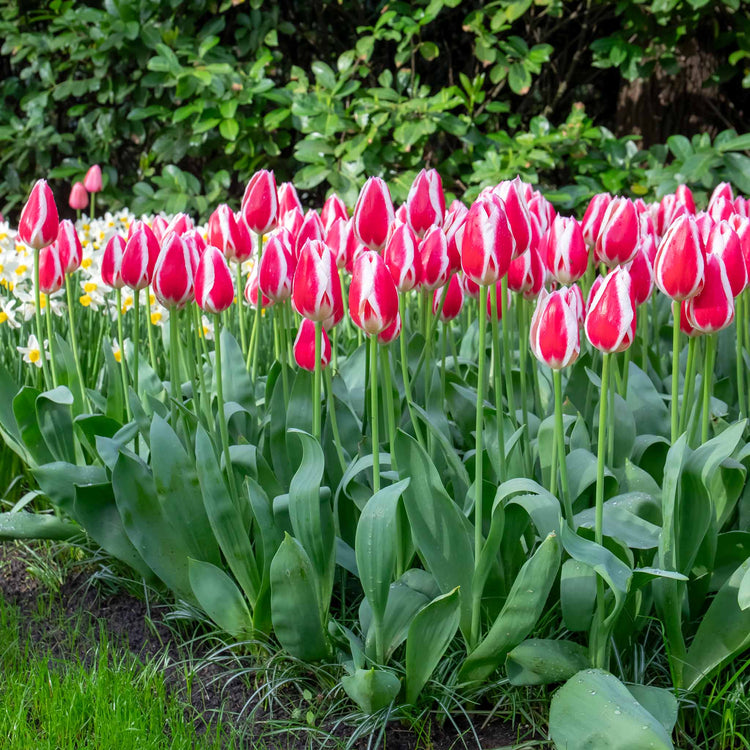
[506,639,590,686]
[738,565,750,610]
[33,462,107,515]
[561,558,596,632]
[36,388,76,464]
[405,588,461,704]
[341,668,400,714]
[0,511,79,541]
[575,502,661,549]
[13,386,53,465]
[627,684,678,736]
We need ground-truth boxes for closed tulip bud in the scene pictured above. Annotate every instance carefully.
[165,213,194,237]
[675,184,696,214]
[122,224,161,290]
[444,203,467,272]
[684,253,734,334]
[585,274,604,313]
[83,165,102,193]
[151,215,169,243]
[709,181,733,208]
[39,243,64,294]
[18,180,59,250]
[708,196,734,223]
[728,215,750,272]
[528,193,556,235]
[259,232,295,304]
[378,312,402,345]
[595,197,639,266]
[405,168,445,236]
[327,218,360,270]
[152,233,194,308]
[242,169,279,234]
[581,193,612,248]
[461,273,480,300]
[508,245,545,300]
[566,284,586,325]
[529,288,580,369]
[182,230,206,274]
[244,265,271,309]
[494,179,532,258]
[733,196,748,218]
[55,220,83,274]
[627,244,654,306]
[292,240,341,322]
[194,246,235,315]
[653,214,705,300]
[295,210,325,257]
[420,226,451,291]
[277,182,303,219]
[352,176,395,251]
[101,235,127,289]
[433,273,464,321]
[349,250,399,335]
[321,193,348,233]
[208,205,244,262]
[294,319,331,371]
[679,299,702,337]
[384,222,421,292]
[395,204,408,224]
[695,212,715,246]
[706,221,746,297]
[460,197,513,286]
[281,207,304,247]
[544,216,588,284]
[585,266,636,353]
[657,194,678,236]
[68,182,88,211]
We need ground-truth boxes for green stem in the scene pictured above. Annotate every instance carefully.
[489,284,506,481]
[236,263,247,353]
[553,369,573,528]
[737,292,746,420]
[64,274,88,408]
[279,303,290,405]
[702,335,716,443]
[251,234,265,381]
[381,345,398,473]
[500,275,515,427]
[169,308,180,427]
[671,301,681,442]
[593,352,611,669]
[680,337,697,433]
[45,294,58,388]
[399,293,425,447]
[214,317,238,500]
[146,286,158,375]
[115,288,131,421]
[132,290,140,400]
[440,320,447,396]
[90,192,96,221]
[33,247,52,389]
[517,299,532,477]
[471,284,488,647]
[369,333,380,493]
[313,320,322,440]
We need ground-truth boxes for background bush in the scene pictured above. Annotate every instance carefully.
[1,0,750,218]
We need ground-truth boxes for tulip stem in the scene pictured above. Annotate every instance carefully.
[32,247,52,389]
[702,335,716,443]
[44,294,59,388]
[640,301,650,373]
[369,333,380,493]
[236,263,247,354]
[146,286,158,375]
[671,301,681,442]
[191,308,209,426]
[489,284,507,481]
[471,284,488,647]
[115,288,131,421]
[440,321,447,396]
[680,337,697,433]
[132,290,140,400]
[90,192,96,221]
[553,369,573,528]
[169,308,180,427]
[737,293,746,420]
[398,293,425,447]
[278,305,290,405]
[517,300,532,477]
[500,275,516,428]
[381,345,398,473]
[324,367,347,474]
[251,234,265,382]
[214,318,238,501]
[64,275,88,409]
[313,321,322,441]
[593,352,611,669]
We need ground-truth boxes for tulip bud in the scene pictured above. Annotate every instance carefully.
[84,165,103,193]
[152,233,194,308]
[68,182,88,211]
[39,243,64,294]
[728,215,750,274]
[581,193,612,248]
[349,250,399,335]
[151,215,169,244]
[420,226,451,291]
[165,213,194,237]
[705,221,745,297]
[461,273,479,300]
[327,218,361,270]
[529,288,580,369]
[709,181,733,209]
[595,197,639,266]
[444,203,467,272]
[55,220,83,274]
[544,216,588,284]
[675,184,696,215]
[182,230,206,274]
[432,273,463,321]
[352,176,395,252]
[657,194,678,236]
[295,210,325,257]
[405,168,445,237]
[384,222,421,293]
[194,246,235,314]
[378,312,402,345]
[18,180,59,250]
[508,245,545,300]
[733,196,748,219]
[584,265,636,353]
[292,240,341,322]
[281,207,304,247]
[259,232,296,304]
[653,214,705,300]
[321,193,348,233]
[101,235,127,290]
[494,178,532,258]
[242,169,279,235]
[679,300,702,337]
[208,205,245,262]
[528,193,556,235]
[566,284,585,325]
[708,196,734,224]
[244,265,271,309]
[628,243,654,307]
[277,182,303,219]
[460,198,513,287]
[695,212,715,246]
[122,224,161,291]
[684,253,734,334]
[294,319,331,371]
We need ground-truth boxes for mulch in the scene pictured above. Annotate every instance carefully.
[0,544,528,749]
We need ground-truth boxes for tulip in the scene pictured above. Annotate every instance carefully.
[628,243,654,307]
[585,266,636,354]
[19,180,59,251]
[708,196,734,223]
[544,216,588,285]
[101,235,127,290]
[349,251,399,336]
[151,215,169,243]
[444,202,468,271]
[294,319,331,371]
[405,168,445,237]
[494,178,531,258]
[653,215,705,301]
[55,220,83,275]
[123,227,159,291]
[39,243,64,295]
[259,232,295,304]
[352,176,394,252]
[244,265,271,309]
[378,312,401,345]
[68,182,88,212]
[321,194,348,233]
[528,193,556,235]
[182,230,206,275]
[695,212,715,246]
[432,273,463,321]
[327,218,361,271]
[242,169,279,235]
[277,181,303,219]
[508,245,544,300]
[292,239,340,323]
[709,181,733,208]
[581,193,612,248]
[194,246,235,315]
[295,210,325,257]
[281,207,305,248]
[460,198,513,287]
[84,164,102,193]
[706,221,746,297]
[595,197,639,267]
[152,233,194,308]
[384,222,421,293]
[208,205,246,263]
[675,184,696,214]
[420,226,451,291]
[165,213,194,237]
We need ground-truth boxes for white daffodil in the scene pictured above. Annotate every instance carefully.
[17,334,49,368]
[0,298,21,329]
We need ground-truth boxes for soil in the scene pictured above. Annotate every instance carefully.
[0,544,529,749]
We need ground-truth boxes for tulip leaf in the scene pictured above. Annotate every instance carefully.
[560,558,597,632]
[506,638,590,686]
[33,462,107,515]
[341,668,401,714]
[0,511,80,541]
[13,386,53,465]
[102,338,125,422]
[217,329,255,414]
[405,587,461,704]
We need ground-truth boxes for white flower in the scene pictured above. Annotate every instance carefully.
[0,299,21,329]
[17,334,49,368]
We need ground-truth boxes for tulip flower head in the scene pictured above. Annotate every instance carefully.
[194,246,235,315]
[595,197,639,267]
[419,226,451,291]
[277,181,303,219]
[529,287,580,369]
[152,233,195,308]
[242,169,279,234]
[321,193,349,233]
[208,205,246,263]
[295,210,325,257]
[39,243,64,294]
[122,225,160,290]
[292,240,341,322]
[653,214,705,300]
[352,176,395,252]
[584,265,636,353]
[18,180,59,250]
[294,318,331,371]
[508,245,545,300]
[384,222,422,293]
[55,220,83,275]
[349,250,399,335]
[706,221,746,297]
[544,216,588,284]
[493,178,532,258]
[683,253,734,334]
[83,165,103,193]
[581,193,612,248]
[327,217,361,270]
[405,168,445,237]
[460,197,514,286]
[68,182,88,211]
[259,232,296,304]
[432,273,464,321]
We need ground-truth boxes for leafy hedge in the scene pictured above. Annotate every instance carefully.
[1,0,749,218]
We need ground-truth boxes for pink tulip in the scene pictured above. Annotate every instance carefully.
[242,169,279,234]
[684,253,734,334]
[460,197,513,287]
[55,220,83,275]
[83,165,103,193]
[152,233,194,308]
[584,265,636,353]
[405,168,445,237]
[384,222,421,293]
[18,180,59,250]
[352,176,395,252]
[101,235,127,290]
[653,214,705,301]
[194,246,235,314]
[39,243,64,294]
[68,182,88,211]
[294,319,331,371]
[529,288,580,369]
[292,239,341,322]
[349,250,399,335]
